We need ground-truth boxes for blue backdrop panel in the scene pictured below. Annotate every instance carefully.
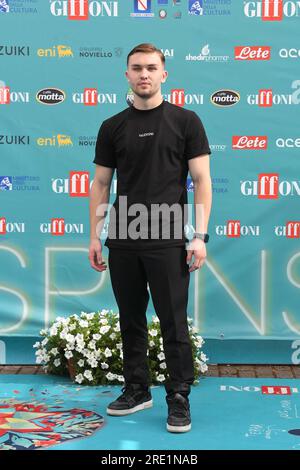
[0,1,300,363]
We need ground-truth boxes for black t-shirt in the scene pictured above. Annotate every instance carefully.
[93,99,211,249]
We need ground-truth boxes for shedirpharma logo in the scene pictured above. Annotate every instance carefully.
[50,1,119,20]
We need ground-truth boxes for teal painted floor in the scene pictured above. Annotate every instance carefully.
[0,375,300,450]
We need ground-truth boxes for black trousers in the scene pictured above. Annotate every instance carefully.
[108,246,194,396]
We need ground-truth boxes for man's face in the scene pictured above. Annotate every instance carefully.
[126,52,167,99]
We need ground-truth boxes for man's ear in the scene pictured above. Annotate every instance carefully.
[161,70,168,84]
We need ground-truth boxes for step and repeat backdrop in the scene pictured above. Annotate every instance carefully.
[1,0,300,363]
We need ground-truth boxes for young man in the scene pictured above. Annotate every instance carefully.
[89,44,212,433]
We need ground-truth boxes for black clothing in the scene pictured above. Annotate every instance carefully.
[93,100,211,250]
[108,246,194,392]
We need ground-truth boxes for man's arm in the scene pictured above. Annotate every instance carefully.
[89,164,114,272]
[186,154,212,272]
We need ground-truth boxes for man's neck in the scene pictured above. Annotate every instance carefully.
[133,93,163,111]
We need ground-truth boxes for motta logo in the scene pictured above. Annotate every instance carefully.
[52,171,90,196]
[232,136,268,149]
[37,45,74,58]
[234,46,271,60]
[72,89,117,105]
[39,219,84,235]
[243,0,300,20]
[216,221,260,237]
[274,221,300,237]
[37,134,73,147]
[36,88,65,105]
[240,173,300,198]
[0,218,26,234]
[49,0,119,20]
[211,90,240,107]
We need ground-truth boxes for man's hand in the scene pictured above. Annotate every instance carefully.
[186,238,207,272]
[88,238,107,272]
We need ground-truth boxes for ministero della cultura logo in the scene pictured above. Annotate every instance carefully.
[0,0,38,14]
[49,0,119,20]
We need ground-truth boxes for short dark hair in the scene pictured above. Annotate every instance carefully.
[127,43,165,66]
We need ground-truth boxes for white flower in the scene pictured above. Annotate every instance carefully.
[104,348,112,358]
[160,345,164,351]
[88,340,96,350]
[84,370,93,381]
[78,359,85,367]
[33,341,40,348]
[106,372,116,381]
[89,359,98,368]
[79,320,89,328]
[86,312,95,320]
[50,348,59,356]
[49,326,58,336]
[149,340,155,347]
[152,316,160,324]
[114,322,120,332]
[200,352,207,362]
[75,373,84,384]
[100,318,108,325]
[159,338,163,344]
[40,329,48,336]
[159,362,167,370]
[93,334,101,340]
[53,359,61,367]
[116,343,122,350]
[59,329,69,340]
[200,362,208,373]
[158,352,165,361]
[157,374,165,382]
[101,362,109,369]
[100,325,110,334]
[68,323,76,331]
[117,375,125,383]
[109,333,116,340]
[66,334,75,343]
[119,350,123,359]
[64,351,73,359]
[75,333,84,342]
[149,329,158,337]
[41,338,48,346]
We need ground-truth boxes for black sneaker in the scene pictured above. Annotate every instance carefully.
[106,384,153,416]
[166,393,191,433]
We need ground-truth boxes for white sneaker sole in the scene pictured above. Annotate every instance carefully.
[167,423,192,433]
[107,399,153,416]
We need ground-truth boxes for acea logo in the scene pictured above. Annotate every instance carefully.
[36,88,66,105]
[49,0,119,20]
[211,90,240,107]
[0,0,9,13]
